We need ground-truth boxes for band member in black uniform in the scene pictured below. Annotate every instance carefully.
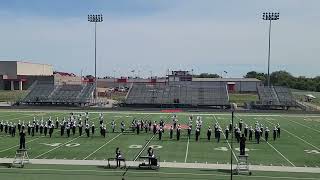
[11,123,16,137]
[207,127,212,141]
[0,121,3,132]
[169,126,173,139]
[195,128,200,141]
[239,134,246,155]
[18,121,21,132]
[44,123,48,136]
[66,124,71,137]
[72,123,76,136]
[101,126,106,138]
[40,123,44,135]
[27,123,31,135]
[249,126,253,141]
[225,126,229,140]
[244,124,248,137]
[49,124,54,138]
[176,126,181,141]
[19,129,26,149]
[121,121,125,133]
[55,118,59,129]
[153,122,157,135]
[144,123,148,133]
[91,122,95,135]
[78,122,83,136]
[265,127,270,141]
[136,122,140,135]
[158,127,162,140]
[273,126,277,141]
[239,119,243,131]
[277,123,281,138]
[30,123,34,137]
[216,127,221,143]
[85,124,90,137]
[60,122,64,136]
[187,126,191,139]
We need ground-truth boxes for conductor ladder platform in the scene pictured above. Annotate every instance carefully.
[236,154,251,175]
[12,149,30,168]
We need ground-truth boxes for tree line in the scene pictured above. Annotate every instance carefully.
[244,71,320,92]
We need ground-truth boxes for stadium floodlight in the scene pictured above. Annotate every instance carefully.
[88,14,103,102]
[262,12,280,87]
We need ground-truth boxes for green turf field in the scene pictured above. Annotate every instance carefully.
[0,110,319,179]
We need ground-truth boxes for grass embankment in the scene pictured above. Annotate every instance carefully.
[0,90,29,102]
[229,93,259,106]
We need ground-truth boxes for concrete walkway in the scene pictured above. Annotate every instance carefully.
[1,158,319,174]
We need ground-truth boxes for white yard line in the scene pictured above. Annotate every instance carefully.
[33,135,82,159]
[285,117,320,134]
[213,115,238,162]
[262,138,295,167]
[133,135,155,161]
[236,114,295,167]
[265,119,320,151]
[184,137,190,163]
[0,137,41,153]
[83,133,122,160]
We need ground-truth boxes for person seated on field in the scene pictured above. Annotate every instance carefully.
[147,147,155,165]
[115,147,122,167]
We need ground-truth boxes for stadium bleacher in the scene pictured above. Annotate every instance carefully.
[256,86,296,108]
[22,81,94,105]
[125,83,229,107]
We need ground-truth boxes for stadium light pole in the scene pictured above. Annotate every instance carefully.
[88,14,103,102]
[230,110,234,180]
[262,12,280,87]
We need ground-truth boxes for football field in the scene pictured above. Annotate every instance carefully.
[0,110,319,179]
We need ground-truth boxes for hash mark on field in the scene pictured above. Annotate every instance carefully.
[83,133,122,160]
[184,137,190,163]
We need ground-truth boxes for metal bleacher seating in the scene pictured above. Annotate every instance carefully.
[125,83,229,107]
[23,81,54,102]
[22,82,94,105]
[257,86,296,107]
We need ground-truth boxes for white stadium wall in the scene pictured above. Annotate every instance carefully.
[16,61,53,76]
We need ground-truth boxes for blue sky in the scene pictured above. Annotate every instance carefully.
[0,0,319,77]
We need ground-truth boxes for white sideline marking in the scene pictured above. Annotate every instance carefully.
[83,133,122,160]
[34,135,82,159]
[265,119,320,151]
[184,137,190,163]
[213,115,238,162]
[133,135,154,161]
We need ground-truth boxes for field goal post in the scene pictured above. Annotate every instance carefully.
[12,149,30,168]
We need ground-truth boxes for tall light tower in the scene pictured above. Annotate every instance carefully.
[88,14,103,102]
[262,12,280,87]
